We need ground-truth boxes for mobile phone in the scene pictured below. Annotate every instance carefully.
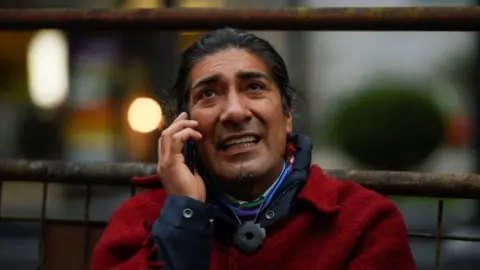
[183,139,195,173]
[182,111,196,173]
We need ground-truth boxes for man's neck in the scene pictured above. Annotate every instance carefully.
[219,160,285,202]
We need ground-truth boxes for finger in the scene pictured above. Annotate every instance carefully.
[162,119,199,137]
[172,127,203,143]
[159,112,188,133]
[170,128,203,153]
[158,119,193,166]
[157,135,163,160]
[157,135,165,174]
[172,112,188,123]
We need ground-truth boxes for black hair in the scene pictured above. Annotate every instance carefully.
[164,27,298,124]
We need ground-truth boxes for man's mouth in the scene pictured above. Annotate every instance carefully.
[219,135,260,150]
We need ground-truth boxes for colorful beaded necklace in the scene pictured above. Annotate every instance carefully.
[219,155,295,220]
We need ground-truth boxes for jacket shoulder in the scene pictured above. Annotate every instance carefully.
[338,179,397,209]
[307,164,401,219]
[334,176,403,223]
[107,188,168,226]
[91,188,167,269]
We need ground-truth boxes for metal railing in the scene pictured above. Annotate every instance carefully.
[0,7,477,30]
[0,6,479,270]
[0,159,480,269]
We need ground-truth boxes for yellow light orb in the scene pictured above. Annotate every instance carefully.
[127,97,163,133]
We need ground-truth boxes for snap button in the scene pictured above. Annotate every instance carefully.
[183,208,193,218]
[265,210,275,220]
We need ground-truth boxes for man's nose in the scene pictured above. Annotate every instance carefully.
[219,91,252,123]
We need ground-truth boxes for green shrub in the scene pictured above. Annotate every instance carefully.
[328,80,445,171]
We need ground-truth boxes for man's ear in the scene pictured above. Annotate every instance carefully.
[285,111,293,134]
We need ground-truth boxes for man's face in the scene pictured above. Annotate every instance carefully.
[188,48,292,184]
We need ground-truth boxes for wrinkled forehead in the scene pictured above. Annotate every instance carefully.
[187,48,272,90]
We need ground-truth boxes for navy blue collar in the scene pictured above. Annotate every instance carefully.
[280,133,313,192]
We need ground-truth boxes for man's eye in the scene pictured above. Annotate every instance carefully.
[201,89,216,98]
[247,83,264,91]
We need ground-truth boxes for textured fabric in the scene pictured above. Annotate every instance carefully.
[90,164,416,270]
[153,196,214,270]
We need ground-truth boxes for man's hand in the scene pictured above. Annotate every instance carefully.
[157,112,206,202]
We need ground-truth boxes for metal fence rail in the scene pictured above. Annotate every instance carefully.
[1,159,480,198]
[0,159,480,269]
[0,7,478,31]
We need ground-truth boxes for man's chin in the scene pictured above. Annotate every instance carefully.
[222,157,259,170]
[213,162,263,182]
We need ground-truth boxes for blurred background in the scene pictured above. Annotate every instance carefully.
[0,0,479,269]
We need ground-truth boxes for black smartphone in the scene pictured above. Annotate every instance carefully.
[183,139,195,173]
[182,111,196,173]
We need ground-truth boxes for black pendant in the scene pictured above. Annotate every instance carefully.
[233,221,266,254]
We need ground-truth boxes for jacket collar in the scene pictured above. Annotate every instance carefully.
[285,134,340,214]
[296,164,341,214]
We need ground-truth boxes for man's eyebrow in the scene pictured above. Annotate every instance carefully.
[191,71,271,90]
[191,74,221,89]
[237,71,271,82]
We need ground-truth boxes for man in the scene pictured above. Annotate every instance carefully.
[91,27,416,270]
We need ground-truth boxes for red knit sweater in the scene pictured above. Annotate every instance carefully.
[91,165,416,270]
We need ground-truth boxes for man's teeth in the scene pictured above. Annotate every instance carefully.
[224,136,257,146]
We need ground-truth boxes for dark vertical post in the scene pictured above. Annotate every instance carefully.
[83,184,92,269]
[163,0,174,7]
[286,0,310,135]
[474,0,480,223]
[37,181,48,270]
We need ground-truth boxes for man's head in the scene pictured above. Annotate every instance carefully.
[171,28,296,197]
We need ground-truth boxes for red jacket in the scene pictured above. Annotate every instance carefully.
[91,164,416,270]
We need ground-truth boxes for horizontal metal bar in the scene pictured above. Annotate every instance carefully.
[409,232,480,242]
[1,159,480,198]
[2,216,480,242]
[328,169,480,198]
[0,7,477,31]
[0,216,107,227]
[0,159,154,185]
